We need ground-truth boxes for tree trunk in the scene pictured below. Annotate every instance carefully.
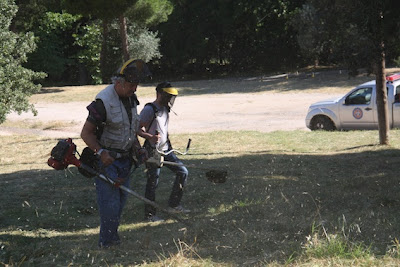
[376,42,389,145]
[119,15,130,61]
[100,20,109,83]
[78,63,89,85]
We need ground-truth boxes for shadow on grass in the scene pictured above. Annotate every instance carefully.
[1,147,400,265]
[173,70,374,96]
[37,88,64,94]
[185,151,400,264]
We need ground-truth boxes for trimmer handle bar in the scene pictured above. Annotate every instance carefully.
[156,138,191,156]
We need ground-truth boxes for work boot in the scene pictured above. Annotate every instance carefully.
[99,239,121,249]
[167,205,191,214]
[146,215,165,222]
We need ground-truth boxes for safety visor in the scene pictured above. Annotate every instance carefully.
[166,94,176,110]
[118,59,152,84]
[162,87,178,96]
[160,89,177,110]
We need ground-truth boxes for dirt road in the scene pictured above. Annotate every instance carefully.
[1,91,339,138]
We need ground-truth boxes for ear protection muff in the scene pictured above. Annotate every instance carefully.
[118,59,151,83]
[119,59,137,75]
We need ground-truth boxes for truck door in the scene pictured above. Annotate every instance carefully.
[339,87,376,129]
[392,85,400,128]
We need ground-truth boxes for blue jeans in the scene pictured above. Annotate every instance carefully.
[95,157,132,247]
[144,152,188,217]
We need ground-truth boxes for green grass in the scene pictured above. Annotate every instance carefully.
[2,130,400,266]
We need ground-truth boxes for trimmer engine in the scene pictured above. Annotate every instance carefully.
[47,138,81,170]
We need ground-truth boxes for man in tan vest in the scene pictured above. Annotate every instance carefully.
[81,59,150,248]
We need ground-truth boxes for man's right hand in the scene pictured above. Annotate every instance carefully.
[149,132,160,144]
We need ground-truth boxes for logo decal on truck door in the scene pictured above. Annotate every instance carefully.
[353,108,363,119]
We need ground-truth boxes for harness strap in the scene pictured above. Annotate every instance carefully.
[145,102,158,130]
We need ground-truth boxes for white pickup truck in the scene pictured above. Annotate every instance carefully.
[305,73,400,130]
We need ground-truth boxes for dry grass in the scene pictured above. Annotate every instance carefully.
[30,68,400,104]
[3,69,400,266]
[2,130,400,266]
[2,119,77,130]
[30,84,156,104]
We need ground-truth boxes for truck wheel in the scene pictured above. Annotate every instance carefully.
[310,116,335,131]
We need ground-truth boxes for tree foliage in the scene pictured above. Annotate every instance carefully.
[5,0,400,87]
[0,0,46,123]
[156,0,304,77]
[12,0,62,32]
[127,22,161,62]
[291,0,400,73]
[62,0,171,83]
[61,0,132,20]
[126,0,173,27]
[26,12,80,83]
[73,21,102,84]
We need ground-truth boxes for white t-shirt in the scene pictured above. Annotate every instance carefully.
[139,102,169,151]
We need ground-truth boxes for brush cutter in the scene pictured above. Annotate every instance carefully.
[149,139,227,184]
[47,138,190,223]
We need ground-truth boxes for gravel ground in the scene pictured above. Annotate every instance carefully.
[1,91,340,138]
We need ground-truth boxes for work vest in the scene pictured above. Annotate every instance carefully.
[96,85,139,151]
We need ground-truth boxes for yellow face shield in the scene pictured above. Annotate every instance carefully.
[156,82,178,111]
[162,87,178,96]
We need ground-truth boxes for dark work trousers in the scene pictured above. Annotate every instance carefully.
[144,151,188,217]
[96,157,132,248]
